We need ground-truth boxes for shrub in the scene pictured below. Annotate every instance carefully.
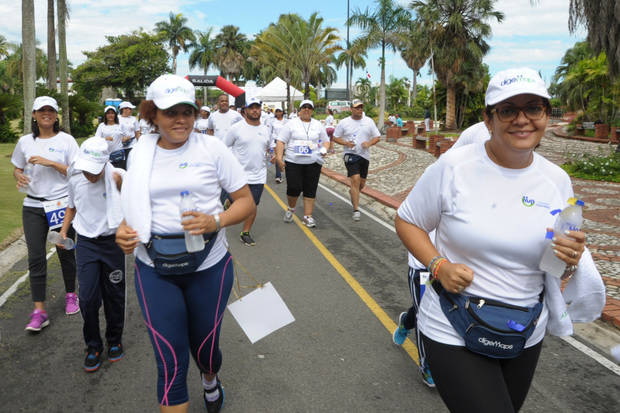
[562,151,620,182]
[0,122,18,143]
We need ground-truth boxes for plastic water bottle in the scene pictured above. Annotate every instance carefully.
[539,198,584,277]
[18,163,34,193]
[180,191,205,253]
[47,231,75,250]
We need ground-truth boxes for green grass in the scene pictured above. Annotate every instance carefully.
[0,142,25,246]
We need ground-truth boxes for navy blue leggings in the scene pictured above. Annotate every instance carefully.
[135,252,234,406]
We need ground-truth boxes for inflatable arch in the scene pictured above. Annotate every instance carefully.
[185,75,246,108]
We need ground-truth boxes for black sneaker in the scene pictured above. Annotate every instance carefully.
[204,379,224,413]
[240,232,256,246]
[108,343,124,362]
[84,347,101,373]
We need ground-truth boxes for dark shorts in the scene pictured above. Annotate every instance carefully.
[248,183,264,205]
[344,154,370,179]
[284,161,322,199]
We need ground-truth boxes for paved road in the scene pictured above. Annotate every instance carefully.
[0,169,619,412]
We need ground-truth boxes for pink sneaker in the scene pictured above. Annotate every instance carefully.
[25,310,49,332]
[65,293,80,315]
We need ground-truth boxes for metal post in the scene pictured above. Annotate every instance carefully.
[346,0,350,101]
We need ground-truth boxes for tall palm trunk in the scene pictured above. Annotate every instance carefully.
[47,0,57,91]
[58,0,70,133]
[445,85,457,130]
[22,0,36,134]
[377,43,386,130]
[411,69,418,103]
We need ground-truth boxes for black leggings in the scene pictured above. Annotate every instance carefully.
[421,334,543,413]
[284,161,322,198]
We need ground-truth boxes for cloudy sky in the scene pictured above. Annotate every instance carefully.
[1,0,585,88]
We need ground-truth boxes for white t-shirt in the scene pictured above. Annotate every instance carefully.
[139,119,155,136]
[269,118,287,148]
[224,121,270,184]
[11,132,79,208]
[277,117,328,165]
[95,123,123,153]
[324,115,335,127]
[119,115,139,149]
[207,110,243,140]
[133,135,247,270]
[67,165,125,238]
[194,118,210,134]
[333,116,381,161]
[397,142,574,348]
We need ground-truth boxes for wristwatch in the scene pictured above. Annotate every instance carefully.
[214,214,221,232]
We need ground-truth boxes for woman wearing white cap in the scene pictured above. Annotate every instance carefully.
[95,106,124,168]
[395,68,603,412]
[193,106,210,134]
[269,108,287,183]
[11,96,80,332]
[275,99,329,227]
[115,74,255,413]
[118,101,140,168]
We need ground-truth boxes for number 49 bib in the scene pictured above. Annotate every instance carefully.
[42,196,69,229]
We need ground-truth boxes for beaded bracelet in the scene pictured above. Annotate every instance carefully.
[427,256,443,273]
[433,258,448,279]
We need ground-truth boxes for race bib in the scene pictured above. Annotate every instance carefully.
[42,196,69,229]
[419,271,430,298]
[292,140,315,156]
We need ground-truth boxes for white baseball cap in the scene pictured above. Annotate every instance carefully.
[32,96,59,112]
[118,101,136,110]
[299,99,314,109]
[485,68,550,106]
[351,99,364,108]
[104,105,117,114]
[245,96,261,107]
[73,137,109,175]
[200,106,210,112]
[146,74,198,110]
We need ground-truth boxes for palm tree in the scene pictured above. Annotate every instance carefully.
[47,0,57,91]
[214,25,247,81]
[22,0,36,134]
[355,76,372,102]
[189,28,215,101]
[410,0,503,130]
[399,22,430,105]
[0,35,10,59]
[155,12,195,74]
[334,39,367,99]
[348,0,411,129]
[312,59,338,102]
[5,44,48,84]
[58,0,70,133]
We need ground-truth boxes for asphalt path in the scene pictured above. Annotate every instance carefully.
[0,169,619,412]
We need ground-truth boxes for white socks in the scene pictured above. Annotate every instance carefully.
[202,375,220,402]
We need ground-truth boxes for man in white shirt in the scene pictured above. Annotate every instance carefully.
[223,97,270,246]
[207,94,243,140]
[332,99,381,221]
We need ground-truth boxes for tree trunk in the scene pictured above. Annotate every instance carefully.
[46,0,57,91]
[377,44,386,130]
[445,84,457,130]
[286,79,292,115]
[172,53,177,74]
[22,0,36,134]
[411,69,418,103]
[57,0,70,134]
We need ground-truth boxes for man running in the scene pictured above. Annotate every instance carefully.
[223,97,270,246]
[207,94,243,140]
[332,99,381,221]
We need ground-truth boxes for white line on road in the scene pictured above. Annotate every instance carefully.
[0,248,56,308]
[319,182,620,376]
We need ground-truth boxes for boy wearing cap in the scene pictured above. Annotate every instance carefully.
[59,137,126,373]
[332,99,381,221]
[223,97,270,246]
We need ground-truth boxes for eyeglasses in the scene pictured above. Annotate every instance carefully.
[491,104,546,122]
[300,105,313,110]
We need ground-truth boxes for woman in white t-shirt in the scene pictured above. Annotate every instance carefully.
[324,109,336,153]
[275,99,329,228]
[118,102,140,169]
[269,108,287,183]
[95,106,124,167]
[11,96,80,332]
[395,68,600,412]
[193,106,210,134]
[115,74,254,413]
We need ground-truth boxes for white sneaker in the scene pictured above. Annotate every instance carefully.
[352,210,361,221]
[283,209,294,223]
[303,216,316,228]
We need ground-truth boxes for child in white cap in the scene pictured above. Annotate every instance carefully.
[58,137,126,373]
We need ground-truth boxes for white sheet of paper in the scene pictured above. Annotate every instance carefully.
[227,282,295,344]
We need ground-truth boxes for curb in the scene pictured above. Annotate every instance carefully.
[321,163,620,330]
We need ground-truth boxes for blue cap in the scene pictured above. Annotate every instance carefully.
[180,190,190,196]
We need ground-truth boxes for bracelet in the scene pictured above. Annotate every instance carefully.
[433,259,448,279]
[214,214,221,232]
[427,256,443,273]
[561,264,577,281]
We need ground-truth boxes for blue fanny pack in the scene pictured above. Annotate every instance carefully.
[110,150,125,162]
[145,232,217,276]
[432,282,544,359]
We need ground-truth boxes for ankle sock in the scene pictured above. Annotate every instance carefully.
[202,375,219,401]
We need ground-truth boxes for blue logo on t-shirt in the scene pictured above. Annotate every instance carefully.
[179,162,188,169]
[521,196,535,207]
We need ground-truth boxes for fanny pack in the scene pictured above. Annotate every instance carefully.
[343,153,362,164]
[145,232,217,276]
[110,150,125,162]
[432,281,544,359]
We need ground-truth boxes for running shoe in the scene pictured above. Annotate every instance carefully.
[25,309,49,332]
[303,216,316,228]
[392,312,410,345]
[283,208,294,223]
[65,292,80,315]
[204,378,224,413]
[240,232,256,246]
[84,347,101,372]
[275,177,283,183]
[108,343,124,362]
[352,210,361,221]
[421,366,436,388]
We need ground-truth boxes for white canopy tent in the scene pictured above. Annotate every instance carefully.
[257,77,304,109]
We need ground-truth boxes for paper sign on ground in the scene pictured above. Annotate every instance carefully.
[227,282,295,344]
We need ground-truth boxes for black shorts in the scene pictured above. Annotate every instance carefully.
[284,161,322,199]
[248,184,264,205]
[344,154,370,179]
